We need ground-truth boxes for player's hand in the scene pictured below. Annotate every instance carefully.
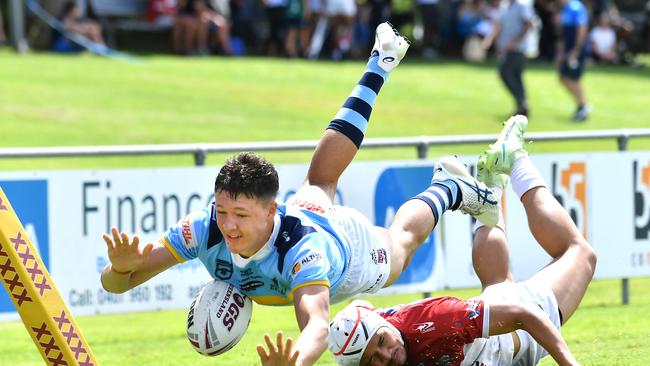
[256,331,300,366]
[103,227,153,274]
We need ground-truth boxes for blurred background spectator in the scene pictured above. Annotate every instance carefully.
[284,0,309,57]
[53,0,105,52]
[0,7,6,46]
[590,12,618,62]
[417,0,441,58]
[557,0,591,121]
[483,0,534,116]
[327,0,357,59]
[263,0,288,56]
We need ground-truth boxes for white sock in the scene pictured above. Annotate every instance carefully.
[472,185,505,234]
[511,156,546,199]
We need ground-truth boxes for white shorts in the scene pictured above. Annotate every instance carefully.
[325,0,356,17]
[462,280,561,366]
[328,206,390,304]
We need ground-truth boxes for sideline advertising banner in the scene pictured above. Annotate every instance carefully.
[1,152,649,319]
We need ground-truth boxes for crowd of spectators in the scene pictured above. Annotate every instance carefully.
[2,0,648,63]
[139,0,650,63]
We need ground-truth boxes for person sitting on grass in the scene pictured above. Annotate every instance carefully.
[326,115,597,366]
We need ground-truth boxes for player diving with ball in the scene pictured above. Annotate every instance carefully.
[100,22,502,366]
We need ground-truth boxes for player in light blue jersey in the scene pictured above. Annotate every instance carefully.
[100,23,499,366]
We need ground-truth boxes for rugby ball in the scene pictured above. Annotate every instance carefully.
[186,280,253,356]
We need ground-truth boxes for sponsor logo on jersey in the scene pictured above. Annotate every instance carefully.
[292,200,326,214]
[240,280,264,292]
[290,252,323,278]
[633,160,650,240]
[370,248,387,264]
[270,278,289,296]
[413,321,436,333]
[291,263,301,277]
[465,300,481,320]
[215,259,233,280]
[551,162,588,237]
[181,215,197,249]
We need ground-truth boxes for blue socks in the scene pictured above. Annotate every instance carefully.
[413,180,461,224]
[327,55,389,148]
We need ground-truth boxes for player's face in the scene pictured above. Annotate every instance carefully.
[360,327,407,366]
[215,190,277,258]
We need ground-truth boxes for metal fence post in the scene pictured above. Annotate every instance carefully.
[8,0,28,53]
[417,143,428,159]
[194,149,207,166]
[618,133,630,305]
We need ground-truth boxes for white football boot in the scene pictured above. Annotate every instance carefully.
[372,22,410,72]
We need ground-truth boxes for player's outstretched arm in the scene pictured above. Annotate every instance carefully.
[488,302,580,366]
[100,226,178,293]
[292,284,331,365]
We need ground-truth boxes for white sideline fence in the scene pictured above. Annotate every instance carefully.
[2,128,650,308]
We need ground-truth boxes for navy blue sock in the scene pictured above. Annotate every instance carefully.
[412,180,461,224]
[326,55,390,148]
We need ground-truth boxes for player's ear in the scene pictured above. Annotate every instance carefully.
[266,200,278,216]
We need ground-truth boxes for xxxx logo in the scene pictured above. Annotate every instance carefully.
[633,160,650,240]
[551,162,587,237]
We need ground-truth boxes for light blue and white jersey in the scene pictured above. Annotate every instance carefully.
[160,202,352,305]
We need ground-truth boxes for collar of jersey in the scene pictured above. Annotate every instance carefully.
[231,213,281,267]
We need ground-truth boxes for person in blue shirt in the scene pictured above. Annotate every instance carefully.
[557,0,591,121]
[100,23,499,366]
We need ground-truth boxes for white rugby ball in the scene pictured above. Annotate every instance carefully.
[186,280,253,356]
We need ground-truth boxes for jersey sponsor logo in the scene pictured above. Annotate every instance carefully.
[290,252,323,278]
[292,199,326,215]
[366,273,384,293]
[270,278,289,296]
[240,280,264,292]
[413,321,436,333]
[370,248,387,265]
[181,215,197,249]
[551,162,588,237]
[633,160,650,240]
[214,259,233,280]
[291,262,301,277]
[465,300,481,320]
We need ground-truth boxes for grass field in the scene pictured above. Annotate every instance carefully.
[1,50,650,365]
[1,279,649,365]
[1,50,649,171]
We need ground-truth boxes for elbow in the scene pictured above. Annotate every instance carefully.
[100,274,130,294]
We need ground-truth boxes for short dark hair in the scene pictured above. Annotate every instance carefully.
[215,152,279,203]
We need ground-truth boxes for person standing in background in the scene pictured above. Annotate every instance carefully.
[556,0,590,122]
[417,0,440,58]
[483,0,534,117]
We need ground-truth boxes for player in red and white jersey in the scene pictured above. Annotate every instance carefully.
[326,115,597,366]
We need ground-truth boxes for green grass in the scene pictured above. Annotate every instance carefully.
[1,279,649,365]
[1,50,650,364]
[1,51,649,171]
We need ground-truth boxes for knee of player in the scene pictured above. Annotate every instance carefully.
[573,238,597,271]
